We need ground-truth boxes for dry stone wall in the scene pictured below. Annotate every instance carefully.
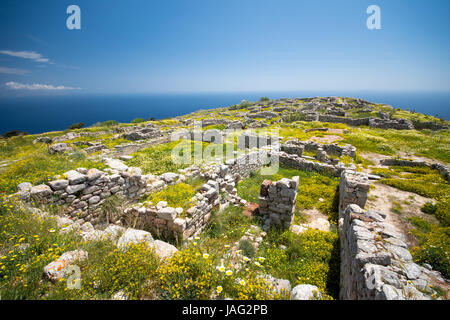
[338,170,445,300]
[283,139,356,159]
[259,176,299,229]
[380,158,450,182]
[16,162,183,226]
[277,152,347,177]
[339,170,371,213]
[339,204,441,300]
[121,179,220,240]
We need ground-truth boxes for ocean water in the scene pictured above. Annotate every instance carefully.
[0,91,449,134]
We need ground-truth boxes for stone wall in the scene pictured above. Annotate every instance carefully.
[16,163,183,226]
[317,114,370,126]
[284,139,356,159]
[277,152,347,177]
[338,170,371,213]
[297,113,417,130]
[122,125,163,141]
[281,143,304,157]
[259,176,299,229]
[368,118,414,130]
[121,179,220,240]
[413,121,449,131]
[237,133,279,149]
[380,158,450,182]
[339,204,439,300]
[170,129,225,144]
[112,135,170,156]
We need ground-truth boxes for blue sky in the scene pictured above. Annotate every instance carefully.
[0,0,449,95]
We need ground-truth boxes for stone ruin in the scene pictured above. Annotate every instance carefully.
[380,158,450,182]
[237,133,279,149]
[284,139,356,159]
[337,170,445,300]
[259,176,299,230]
[338,170,371,213]
[14,127,448,299]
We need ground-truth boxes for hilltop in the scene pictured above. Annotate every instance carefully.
[0,96,448,300]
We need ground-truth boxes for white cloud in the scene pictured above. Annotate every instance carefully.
[5,81,81,91]
[0,67,30,75]
[0,50,52,63]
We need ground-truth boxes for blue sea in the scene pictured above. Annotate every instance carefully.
[0,91,449,134]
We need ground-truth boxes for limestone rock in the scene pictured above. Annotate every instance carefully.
[149,240,178,259]
[117,228,154,249]
[43,250,88,281]
[291,284,321,300]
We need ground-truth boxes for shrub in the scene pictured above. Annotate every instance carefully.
[0,195,79,299]
[239,100,253,109]
[77,242,160,299]
[238,239,256,258]
[261,229,339,298]
[131,118,146,124]
[421,202,437,215]
[259,97,270,102]
[1,130,28,139]
[68,123,85,130]
[408,217,431,233]
[157,247,284,300]
[411,225,450,279]
[91,120,118,127]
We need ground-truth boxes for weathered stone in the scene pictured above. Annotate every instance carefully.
[48,179,69,191]
[48,143,72,155]
[66,183,86,195]
[88,196,101,205]
[86,168,103,181]
[149,240,178,259]
[17,182,32,192]
[157,207,177,220]
[291,284,321,300]
[64,170,86,185]
[117,228,154,249]
[43,250,88,281]
[30,184,52,198]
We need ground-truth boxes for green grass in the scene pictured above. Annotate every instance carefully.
[0,135,39,160]
[0,145,106,194]
[260,229,339,299]
[391,201,403,215]
[410,222,450,279]
[63,133,129,149]
[126,140,238,175]
[236,166,340,223]
[204,205,254,242]
[342,128,450,163]
[372,166,450,227]
[144,178,204,215]
[125,140,204,175]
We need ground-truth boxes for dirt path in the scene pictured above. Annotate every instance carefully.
[307,135,343,144]
[365,182,438,248]
[293,208,331,233]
